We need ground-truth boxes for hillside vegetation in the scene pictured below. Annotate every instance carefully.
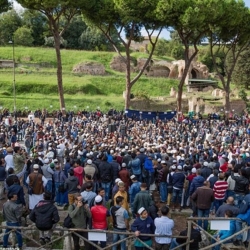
[0,46,178,111]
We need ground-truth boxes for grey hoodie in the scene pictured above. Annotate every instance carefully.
[64,176,79,194]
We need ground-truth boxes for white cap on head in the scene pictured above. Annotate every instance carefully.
[110,150,114,154]
[138,207,146,215]
[87,159,92,165]
[33,164,39,169]
[171,165,176,170]
[115,178,121,183]
[177,165,182,170]
[203,161,209,166]
[95,195,102,203]
[130,175,136,180]
[122,163,126,168]
[191,167,197,173]
[161,160,166,164]
[44,158,49,164]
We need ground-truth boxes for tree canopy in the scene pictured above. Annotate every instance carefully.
[81,0,165,108]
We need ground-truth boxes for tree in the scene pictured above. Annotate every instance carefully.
[22,10,48,46]
[0,9,22,45]
[232,47,250,90]
[16,0,93,110]
[14,26,34,46]
[157,0,225,114]
[0,0,11,14]
[208,0,250,112]
[81,0,164,109]
[62,15,87,49]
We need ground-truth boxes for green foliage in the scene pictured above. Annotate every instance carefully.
[0,9,22,45]
[21,10,48,46]
[238,89,248,102]
[171,45,184,60]
[0,0,11,14]
[232,47,250,90]
[14,27,34,46]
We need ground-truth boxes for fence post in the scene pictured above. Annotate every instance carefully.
[186,220,192,250]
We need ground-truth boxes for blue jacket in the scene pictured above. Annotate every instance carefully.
[144,158,154,173]
[0,166,6,181]
[172,172,185,189]
[8,184,26,206]
[189,176,205,196]
[129,182,141,204]
[218,220,235,240]
[131,216,155,241]
[237,207,250,225]
[239,193,250,214]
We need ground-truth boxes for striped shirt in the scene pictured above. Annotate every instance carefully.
[213,180,228,200]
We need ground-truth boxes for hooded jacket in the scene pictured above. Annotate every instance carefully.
[29,200,59,230]
[189,175,205,196]
[64,176,79,194]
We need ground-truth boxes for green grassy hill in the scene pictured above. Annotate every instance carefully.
[0,46,178,111]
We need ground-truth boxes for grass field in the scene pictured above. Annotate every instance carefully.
[0,46,179,111]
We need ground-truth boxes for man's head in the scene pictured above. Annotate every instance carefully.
[74,193,83,205]
[85,182,93,191]
[95,195,103,205]
[161,206,170,216]
[115,196,124,206]
[226,196,234,205]
[140,183,147,190]
[138,207,148,219]
[43,191,52,200]
[218,173,225,180]
[118,181,125,192]
[225,209,233,218]
[8,192,17,201]
[98,187,105,197]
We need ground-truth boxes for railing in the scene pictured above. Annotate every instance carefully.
[0,225,188,250]
[2,217,249,250]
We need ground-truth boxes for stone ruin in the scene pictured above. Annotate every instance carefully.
[72,62,105,75]
[110,56,209,80]
[212,88,226,98]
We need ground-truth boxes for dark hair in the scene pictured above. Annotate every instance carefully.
[115,196,124,204]
[161,205,170,215]
[225,209,233,218]
[43,191,52,200]
[140,183,147,189]
[14,146,20,153]
[13,176,19,183]
[85,182,93,190]
[131,152,136,159]
[85,174,92,180]
[98,187,104,193]
[69,169,74,176]
[7,192,16,200]
[8,167,14,174]
[75,159,81,166]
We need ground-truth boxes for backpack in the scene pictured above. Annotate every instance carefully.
[63,205,75,228]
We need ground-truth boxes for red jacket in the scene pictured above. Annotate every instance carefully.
[91,205,108,229]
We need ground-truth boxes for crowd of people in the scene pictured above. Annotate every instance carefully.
[1,109,250,250]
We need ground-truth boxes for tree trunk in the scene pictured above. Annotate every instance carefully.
[54,30,65,111]
[125,49,131,110]
[224,85,231,115]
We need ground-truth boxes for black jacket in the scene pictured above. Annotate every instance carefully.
[231,173,249,194]
[29,200,59,230]
[177,227,202,250]
[98,161,113,183]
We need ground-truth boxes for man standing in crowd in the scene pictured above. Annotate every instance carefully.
[132,183,153,217]
[68,193,92,250]
[3,192,23,249]
[91,195,110,249]
[191,181,214,230]
[29,191,59,245]
[154,206,174,250]
[110,196,129,250]
[27,164,47,210]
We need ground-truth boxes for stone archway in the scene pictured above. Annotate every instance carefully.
[191,68,198,78]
